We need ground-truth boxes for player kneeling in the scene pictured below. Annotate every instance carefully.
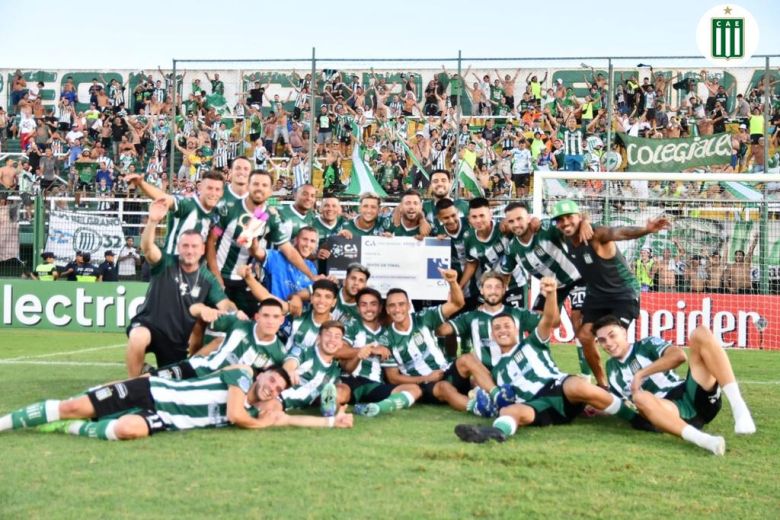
[594,315,756,455]
[0,366,352,441]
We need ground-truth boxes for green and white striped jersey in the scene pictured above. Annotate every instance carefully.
[382,218,425,238]
[499,219,582,287]
[432,216,475,297]
[447,305,541,364]
[189,314,286,377]
[606,336,683,400]
[490,330,566,403]
[149,366,258,431]
[312,215,346,248]
[164,196,217,255]
[219,185,248,214]
[464,221,509,279]
[423,198,469,226]
[278,205,315,239]
[342,217,385,238]
[343,318,393,382]
[214,200,290,281]
[284,311,327,352]
[331,289,360,324]
[281,346,341,409]
[385,306,450,377]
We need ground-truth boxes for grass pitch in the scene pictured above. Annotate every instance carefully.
[0,330,778,519]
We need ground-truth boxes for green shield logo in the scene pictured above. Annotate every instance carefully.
[711,17,744,59]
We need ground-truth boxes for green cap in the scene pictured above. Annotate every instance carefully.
[551,199,580,219]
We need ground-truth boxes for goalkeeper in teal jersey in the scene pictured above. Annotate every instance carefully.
[339,288,422,416]
[150,299,288,381]
[281,320,351,410]
[0,366,353,441]
[594,315,756,455]
[455,277,639,443]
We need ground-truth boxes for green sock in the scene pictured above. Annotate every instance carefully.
[493,416,517,437]
[577,345,592,376]
[3,400,60,430]
[71,419,119,440]
[489,387,500,401]
[377,392,414,414]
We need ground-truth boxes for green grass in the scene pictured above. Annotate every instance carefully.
[0,330,779,519]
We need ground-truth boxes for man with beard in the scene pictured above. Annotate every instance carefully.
[383,189,431,239]
[423,169,469,224]
[553,200,671,384]
[125,170,225,255]
[206,170,316,316]
[340,192,388,238]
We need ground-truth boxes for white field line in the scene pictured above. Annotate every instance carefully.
[0,343,125,362]
[0,360,124,367]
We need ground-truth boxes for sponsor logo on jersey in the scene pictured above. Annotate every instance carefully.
[95,387,113,401]
[116,383,128,399]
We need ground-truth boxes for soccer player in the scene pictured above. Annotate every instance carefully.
[553,199,671,386]
[331,263,370,323]
[207,170,316,316]
[285,279,339,351]
[0,366,352,441]
[125,169,225,255]
[594,315,756,455]
[434,198,476,307]
[455,277,638,443]
[422,169,469,224]
[220,156,251,209]
[379,269,498,413]
[384,189,432,239]
[460,198,509,300]
[313,194,347,259]
[278,183,317,239]
[151,298,287,381]
[340,288,422,414]
[340,192,387,238]
[126,199,237,377]
[437,271,540,358]
[281,320,351,411]
[499,202,594,379]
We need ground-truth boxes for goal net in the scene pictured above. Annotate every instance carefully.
[533,171,780,350]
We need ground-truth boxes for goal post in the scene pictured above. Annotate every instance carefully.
[532,170,780,350]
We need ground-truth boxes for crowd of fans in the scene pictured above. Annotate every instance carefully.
[0,67,779,203]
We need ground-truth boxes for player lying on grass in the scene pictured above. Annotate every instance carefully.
[594,315,756,455]
[359,268,508,417]
[454,277,638,443]
[151,298,288,381]
[0,366,353,441]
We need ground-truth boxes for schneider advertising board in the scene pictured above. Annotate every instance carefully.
[1,280,147,332]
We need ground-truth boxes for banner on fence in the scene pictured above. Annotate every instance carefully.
[45,211,126,266]
[326,236,452,300]
[619,132,733,172]
[1,280,148,331]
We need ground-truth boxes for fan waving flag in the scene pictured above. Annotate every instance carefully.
[456,159,484,198]
[397,135,430,181]
[344,143,387,197]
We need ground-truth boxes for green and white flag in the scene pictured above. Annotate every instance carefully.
[397,133,429,180]
[344,143,387,197]
[619,132,732,172]
[456,159,484,198]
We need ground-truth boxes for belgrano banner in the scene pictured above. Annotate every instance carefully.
[619,132,733,172]
[45,210,126,265]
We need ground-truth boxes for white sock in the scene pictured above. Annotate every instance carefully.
[400,391,416,407]
[0,414,11,431]
[722,382,749,417]
[67,420,87,435]
[603,395,622,415]
[44,400,61,422]
[104,420,119,441]
[493,415,518,436]
[682,425,725,455]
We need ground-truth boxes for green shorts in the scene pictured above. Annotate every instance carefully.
[665,371,722,428]
[526,376,584,426]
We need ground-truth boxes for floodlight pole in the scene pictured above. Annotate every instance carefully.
[453,50,462,199]
[169,58,177,185]
[308,47,316,184]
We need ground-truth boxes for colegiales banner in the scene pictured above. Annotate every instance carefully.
[619,132,733,172]
[1,280,147,331]
[552,292,777,350]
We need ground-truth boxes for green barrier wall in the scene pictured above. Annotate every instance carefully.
[1,280,148,332]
